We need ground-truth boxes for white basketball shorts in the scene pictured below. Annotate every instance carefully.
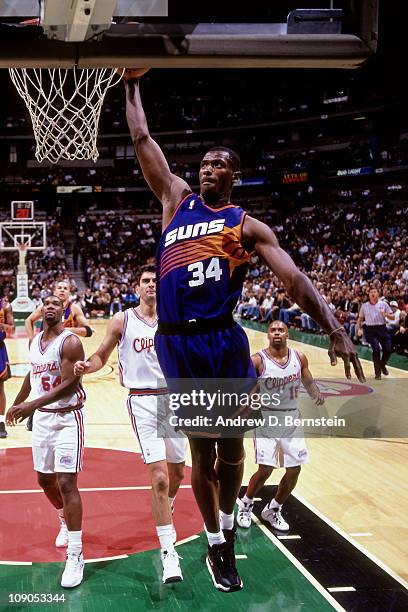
[32,408,85,474]
[127,393,187,465]
[253,410,309,468]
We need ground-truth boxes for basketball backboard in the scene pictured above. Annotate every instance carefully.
[0,1,378,68]
[0,221,46,251]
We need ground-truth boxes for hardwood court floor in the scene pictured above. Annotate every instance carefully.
[2,319,407,592]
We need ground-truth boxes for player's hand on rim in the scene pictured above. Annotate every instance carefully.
[328,328,366,382]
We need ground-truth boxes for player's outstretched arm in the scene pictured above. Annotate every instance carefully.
[298,352,324,405]
[25,305,42,344]
[74,312,123,376]
[124,76,191,221]
[243,216,365,382]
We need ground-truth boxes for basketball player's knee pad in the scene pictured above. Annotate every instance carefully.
[216,450,246,466]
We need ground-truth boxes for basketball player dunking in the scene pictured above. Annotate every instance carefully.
[0,295,15,438]
[123,69,365,592]
[237,321,324,531]
[73,265,187,584]
[6,295,86,588]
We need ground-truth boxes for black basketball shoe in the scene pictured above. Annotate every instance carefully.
[206,530,243,592]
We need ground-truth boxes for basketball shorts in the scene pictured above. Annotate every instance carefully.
[127,393,187,465]
[155,324,257,430]
[32,408,85,474]
[253,410,309,468]
[0,343,11,382]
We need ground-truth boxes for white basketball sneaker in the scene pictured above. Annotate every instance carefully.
[261,504,290,531]
[55,518,68,548]
[236,498,254,529]
[161,549,183,584]
[61,551,84,588]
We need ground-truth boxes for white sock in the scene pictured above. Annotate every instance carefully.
[205,528,226,547]
[242,494,254,506]
[0,415,5,424]
[269,498,282,510]
[219,511,234,531]
[67,530,82,555]
[156,524,174,552]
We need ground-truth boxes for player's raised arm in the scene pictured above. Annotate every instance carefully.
[74,312,124,376]
[123,72,191,218]
[25,305,42,344]
[242,215,365,383]
[298,352,324,405]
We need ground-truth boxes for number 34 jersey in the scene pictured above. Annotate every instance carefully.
[156,193,250,323]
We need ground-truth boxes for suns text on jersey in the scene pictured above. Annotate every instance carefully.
[164,219,226,247]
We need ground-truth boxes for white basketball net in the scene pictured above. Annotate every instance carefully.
[9,68,123,164]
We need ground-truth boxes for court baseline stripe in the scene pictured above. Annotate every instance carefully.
[293,492,408,590]
[253,515,345,612]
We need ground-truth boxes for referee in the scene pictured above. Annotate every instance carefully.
[358,288,394,379]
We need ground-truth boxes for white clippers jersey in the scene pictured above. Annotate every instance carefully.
[30,329,86,411]
[118,309,166,391]
[258,347,302,412]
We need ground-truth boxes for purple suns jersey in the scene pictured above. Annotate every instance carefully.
[156,193,250,323]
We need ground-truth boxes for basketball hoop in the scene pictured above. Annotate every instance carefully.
[9,68,124,163]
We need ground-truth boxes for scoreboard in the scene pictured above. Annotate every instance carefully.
[11,200,34,221]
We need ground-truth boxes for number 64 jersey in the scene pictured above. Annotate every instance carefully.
[30,330,86,411]
[156,193,250,323]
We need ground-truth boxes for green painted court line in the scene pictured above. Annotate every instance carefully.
[0,530,336,612]
[241,319,408,372]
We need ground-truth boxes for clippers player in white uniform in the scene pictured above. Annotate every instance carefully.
[74,265,187,584]
[6,295,86,588]
[237,321,324,531]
